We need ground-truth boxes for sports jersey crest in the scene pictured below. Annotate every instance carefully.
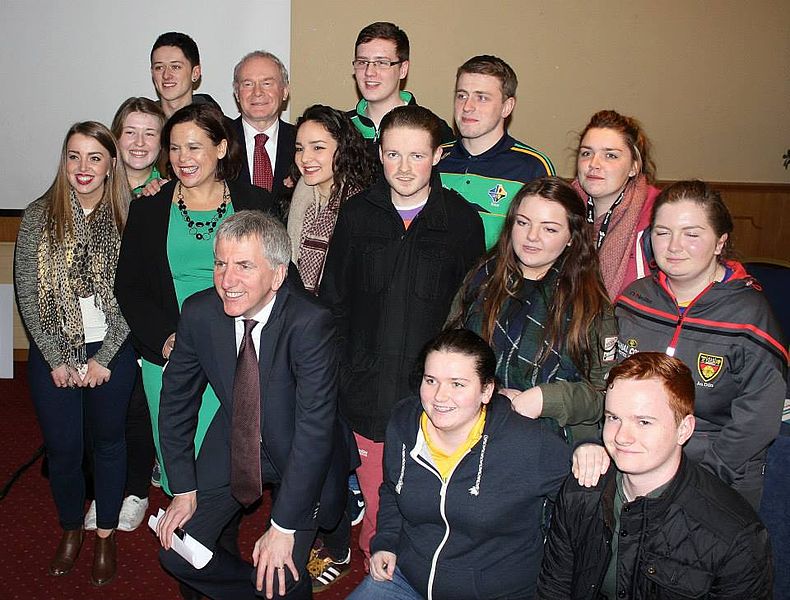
[488,184,507,206]
[697,353,724,383]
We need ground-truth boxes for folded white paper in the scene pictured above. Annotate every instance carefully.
[148,508,213,569]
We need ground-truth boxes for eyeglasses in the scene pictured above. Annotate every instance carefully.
[352,59,403,70]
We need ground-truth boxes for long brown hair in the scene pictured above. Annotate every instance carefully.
[46,121,129,241]
[455,177,610,374]
[294,105,377,204]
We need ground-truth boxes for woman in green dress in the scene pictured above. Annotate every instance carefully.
[115,104,273,493]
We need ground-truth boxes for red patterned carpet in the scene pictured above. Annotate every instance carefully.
[0,363,364,599]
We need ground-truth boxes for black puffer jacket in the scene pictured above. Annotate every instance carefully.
[537,454,772,599]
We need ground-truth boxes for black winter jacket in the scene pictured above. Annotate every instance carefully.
[319,173,485,440]
[374,394,570,600]
[537,455,772,599]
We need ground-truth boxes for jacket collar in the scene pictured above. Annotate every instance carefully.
[365,171,451,232]
[654,259,752,304]
[446,132,514,160]
[603,452,692,523]
[353,90,416,134]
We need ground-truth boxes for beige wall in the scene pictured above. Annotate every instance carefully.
[291,0,790,183]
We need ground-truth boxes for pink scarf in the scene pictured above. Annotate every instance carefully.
[573,175,653,300]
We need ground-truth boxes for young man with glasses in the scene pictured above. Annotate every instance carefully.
[348,22,453,155]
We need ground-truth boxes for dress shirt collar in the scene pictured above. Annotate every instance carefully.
[242,118,280,179]
[233,294,277,355]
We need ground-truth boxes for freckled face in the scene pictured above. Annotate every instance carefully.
[603,378,693,484]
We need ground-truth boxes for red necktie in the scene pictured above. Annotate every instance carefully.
[253,133,273,192]
[231,319,262,507]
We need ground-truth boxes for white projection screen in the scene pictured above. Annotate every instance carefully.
[0,0,291,211]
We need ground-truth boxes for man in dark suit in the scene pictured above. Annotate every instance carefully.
[231,51,296,209]
[156,211,353,600]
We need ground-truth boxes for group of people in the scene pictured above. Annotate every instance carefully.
[14,19,787,600]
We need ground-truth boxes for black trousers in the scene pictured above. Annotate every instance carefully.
[160,485,315,600]
[125,364,155,498]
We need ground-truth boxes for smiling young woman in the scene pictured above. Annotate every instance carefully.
[347,329,570,600]
[287,105,376,294]
[111,97,166,195]
[115,104,273,496]
[15,121,135,585]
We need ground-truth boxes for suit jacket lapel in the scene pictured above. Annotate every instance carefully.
[233,117,252,185]
[258,290,287,396]
[209,296,238,405]
[273,120,295,191]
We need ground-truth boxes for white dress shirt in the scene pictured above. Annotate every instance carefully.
[241,118,279,182]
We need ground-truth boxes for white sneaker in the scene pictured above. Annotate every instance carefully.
[84,500,97,530]
[117,495,149,532]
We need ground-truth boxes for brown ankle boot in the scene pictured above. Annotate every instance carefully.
[49,529,84,576]
[91,531,117,586]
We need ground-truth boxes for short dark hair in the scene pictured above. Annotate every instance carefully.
[457,55,518,99]
[418,329,497,388]
[355,22,409,62]
[379,105,442,151]
[151,32,200,67]
[651,180,734,261]
[607,352,695,425]
[161,104,241,181]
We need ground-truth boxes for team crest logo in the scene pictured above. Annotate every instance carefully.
[488,184,507,206]
[627,338,638,350]
[697,353,724,383]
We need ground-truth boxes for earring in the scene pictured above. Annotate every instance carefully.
[192,77,197,82]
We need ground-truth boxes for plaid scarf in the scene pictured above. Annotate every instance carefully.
[463,260,582,392]
[37,191,122,367]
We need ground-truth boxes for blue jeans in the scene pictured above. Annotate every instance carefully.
[28,341,135,530]
[347,567,425,600]
[760,420,790,599]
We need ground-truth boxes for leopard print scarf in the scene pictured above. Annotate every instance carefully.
[37,190,121,367]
